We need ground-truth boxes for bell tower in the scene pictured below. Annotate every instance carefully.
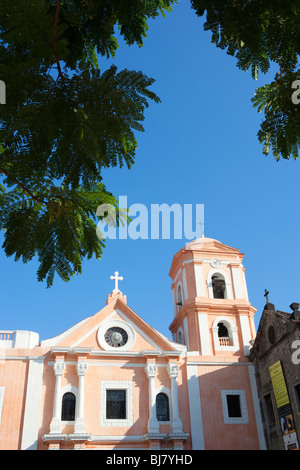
[169,236,256,357]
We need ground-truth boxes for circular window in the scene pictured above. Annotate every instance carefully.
[97,319,135,351]
[104,327,128,348]
[268,325,276,345]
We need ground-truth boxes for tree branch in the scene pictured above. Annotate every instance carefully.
[52,0,64,81]
[0,167,49,206]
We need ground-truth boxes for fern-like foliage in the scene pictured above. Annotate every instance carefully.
[0,0,176,286]
[191,0,300,160]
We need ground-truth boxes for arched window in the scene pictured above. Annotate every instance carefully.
[177,329,184,345]
[212,274,226,299]
[212,317,238,351]
[177,284,182,309]
[217,321,232,346]
[156,393,170,422]
[61,392,76,421]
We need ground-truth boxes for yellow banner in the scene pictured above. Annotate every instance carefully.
[269,361,290,409]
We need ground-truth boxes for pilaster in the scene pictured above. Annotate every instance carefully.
[74,360,88,434]
[144,362,160,434]
[49,359,65,434]
[167,362,183,434]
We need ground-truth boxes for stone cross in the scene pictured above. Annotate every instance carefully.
[264,289,270,303]
[110,271,123,292]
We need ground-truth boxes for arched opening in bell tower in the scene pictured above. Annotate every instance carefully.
[212,274,226,299]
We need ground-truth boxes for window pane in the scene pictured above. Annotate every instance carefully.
[61,392,76,421]
[295,384,300,412]
[264,393,276,425]
[226,394,241,418]
[156,393,170,421]
[106,390,126,419]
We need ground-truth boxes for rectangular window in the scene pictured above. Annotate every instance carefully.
[294,383,300,412]
[264,393,276,434]
[221,390,248,424]
[226,394,242,418]
[106,389,126,420]
[100,380,133,427]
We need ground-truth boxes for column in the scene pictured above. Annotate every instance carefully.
[186,364,204,449]
[21,357,45,449]
[239,314,252,355]
[74,360,88,434]
[231,263,243,299]
[144,363,160,434]
[197,313,211,355]
[50,360,65,434]
[167,362,183,434]
[194,261,204,297]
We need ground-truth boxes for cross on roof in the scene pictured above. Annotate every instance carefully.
[264,289,270,303]
[197,220,205,238]
[110,271,123,292]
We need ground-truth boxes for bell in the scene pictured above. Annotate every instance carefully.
[212,278,225,291]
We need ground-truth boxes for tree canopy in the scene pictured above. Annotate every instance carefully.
[0,0,299,287]
[0,0,176,286]
[191,0,300,160]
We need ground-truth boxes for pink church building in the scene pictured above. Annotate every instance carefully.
[0,236,266,450]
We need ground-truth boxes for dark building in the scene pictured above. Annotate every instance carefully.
[249,298,300,450]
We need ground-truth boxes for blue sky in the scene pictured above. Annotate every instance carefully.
[0,0,299,342]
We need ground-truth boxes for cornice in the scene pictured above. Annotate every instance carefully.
[169,299,256,331]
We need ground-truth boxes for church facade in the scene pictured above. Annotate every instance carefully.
[0,237,266,450]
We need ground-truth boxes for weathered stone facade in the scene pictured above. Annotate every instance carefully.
[249,302,300,450]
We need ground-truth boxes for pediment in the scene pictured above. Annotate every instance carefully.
[250,307,294,360]
[41,296,182,355]
[186,237,241,255]
[170,237,242,277]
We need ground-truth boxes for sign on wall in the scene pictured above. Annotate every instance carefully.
[269,361,299,450]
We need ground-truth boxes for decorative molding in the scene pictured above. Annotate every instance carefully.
[187,360,252,366]
[76,361,88,376]
[89,434,147,442]
[53,361,65,376]
[42,433,68,442]
[145,363,157,378]
[167,363,179,379]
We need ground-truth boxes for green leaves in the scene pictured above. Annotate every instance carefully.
[0,0,172,286]
[191,0,300,160]
[0,181,129,288]
[252,72,300,160]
